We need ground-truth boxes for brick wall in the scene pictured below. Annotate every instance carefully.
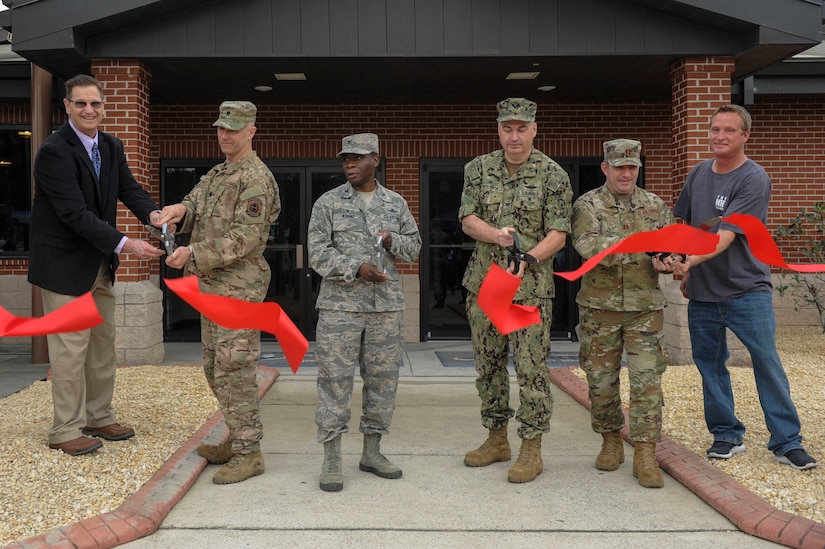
[150,100,678,273]
[3,94,825,276]
[670,57,735,200]
[746,96,825,263]
[95,60,159,281]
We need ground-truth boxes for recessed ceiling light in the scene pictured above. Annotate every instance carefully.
[537,85,556,92]
[506,71,540,80]
[254,85,273,92]
[274,73,307,81]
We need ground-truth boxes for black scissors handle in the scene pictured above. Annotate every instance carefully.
[508,231,538,271]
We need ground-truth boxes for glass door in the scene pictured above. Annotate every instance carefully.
[299,161,387,339]
[160,159,351,341]
[263,169,303,337]
[420,157,608,341]
[161,162,217,341]
[421,160,474,339]
[300,167,347,339]
[161,161,297,341]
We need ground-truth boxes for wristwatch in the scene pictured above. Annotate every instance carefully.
[188,245,196,264]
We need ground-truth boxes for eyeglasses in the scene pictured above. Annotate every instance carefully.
[67,99,104,110]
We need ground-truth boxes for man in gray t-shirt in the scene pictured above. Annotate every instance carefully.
[671,104,816,471]
[674,158,772,301]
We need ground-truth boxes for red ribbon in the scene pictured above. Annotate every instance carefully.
[164,276,308,373]
[555,223,721,281]
[723,213,825,272]
[0,292,103,337]
[477,263,541,335]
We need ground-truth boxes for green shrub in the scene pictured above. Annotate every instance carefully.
[774,202,825,333]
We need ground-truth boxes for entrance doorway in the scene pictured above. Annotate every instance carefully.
[419,157,607,341]
[160,158,382,341]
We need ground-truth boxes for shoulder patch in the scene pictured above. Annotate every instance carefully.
[246,198,264,217]
[465,158,482,181]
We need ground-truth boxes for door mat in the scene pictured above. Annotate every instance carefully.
[260,352,404,369]
[261,351,317,368]
[435,351,585,369]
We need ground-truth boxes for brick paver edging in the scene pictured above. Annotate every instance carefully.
[4,365,281,549]
[549,366,825,549]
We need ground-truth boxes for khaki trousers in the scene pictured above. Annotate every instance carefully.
[41,260,117,444]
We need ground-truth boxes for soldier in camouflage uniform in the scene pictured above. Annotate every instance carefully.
[158,101,281,485]
[460,98,572,484]
[308,133,421,492]
[572,139,673,488]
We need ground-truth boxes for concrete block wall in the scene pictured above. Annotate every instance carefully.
[0,274,34,352]
[0,274,419,353]
[113,280,164,365]
[662,274,820,366]
[0,275,165,365]
[2,270,820,360]
[402,274,420,343]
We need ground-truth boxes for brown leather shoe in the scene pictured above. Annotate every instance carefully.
[82,423,136,441]
[49,436,102,456]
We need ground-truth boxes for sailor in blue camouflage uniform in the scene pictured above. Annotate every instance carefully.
[158,101,281,485]
[572,139,673,488]
[460,98,572,484]
[308,133,421,492]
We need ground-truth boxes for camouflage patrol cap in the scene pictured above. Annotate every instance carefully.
[496,97,537,122]
[337,133,379,157]
[603,139,642,167]
[212,101,257,130]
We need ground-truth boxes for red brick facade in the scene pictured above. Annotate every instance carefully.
[2,55,824,278]
[95,61,157,281]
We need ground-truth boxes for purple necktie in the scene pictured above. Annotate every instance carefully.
[91,142,101,178]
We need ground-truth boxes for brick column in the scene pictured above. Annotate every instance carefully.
[664,56,749,365]
[91,60,164,365]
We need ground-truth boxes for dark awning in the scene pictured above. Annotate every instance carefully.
[1,0,822,103]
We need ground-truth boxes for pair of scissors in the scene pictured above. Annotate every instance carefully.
[646,216,722,262]
[160,223,177,255]
[508,231,538,272]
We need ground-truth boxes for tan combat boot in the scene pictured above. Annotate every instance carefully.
[212,450,265,484]
[320,436,344,492]
[359,433,402,479]
[197,441,233,464]
[464,427,511,467]
[633,442,664,488]
[507,436,543,483]
[595,431,625,471]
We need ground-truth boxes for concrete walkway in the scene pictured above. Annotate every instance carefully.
[3,341,823,547]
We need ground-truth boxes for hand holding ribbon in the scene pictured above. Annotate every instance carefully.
[555,223,720,281]
[723,213,825,272]
[164,276,308,373]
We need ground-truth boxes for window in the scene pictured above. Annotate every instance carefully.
[0,128,33,256]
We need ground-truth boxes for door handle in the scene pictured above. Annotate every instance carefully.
[296,244,304,269]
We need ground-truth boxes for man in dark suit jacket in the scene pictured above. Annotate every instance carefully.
[28,74,165,456]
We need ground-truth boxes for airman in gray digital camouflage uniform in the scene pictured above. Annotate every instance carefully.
[460,98,572,484]
[158,100,281,485]
[572,138,673,488]
[308,133,421,492]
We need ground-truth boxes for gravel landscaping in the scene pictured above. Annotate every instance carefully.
[0,326,822,545]
[572,325,824,523]
[0,366,217,545]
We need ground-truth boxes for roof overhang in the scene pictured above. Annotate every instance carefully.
[1,0,822,103]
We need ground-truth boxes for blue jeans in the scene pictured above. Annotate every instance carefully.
[688,291,803,456]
